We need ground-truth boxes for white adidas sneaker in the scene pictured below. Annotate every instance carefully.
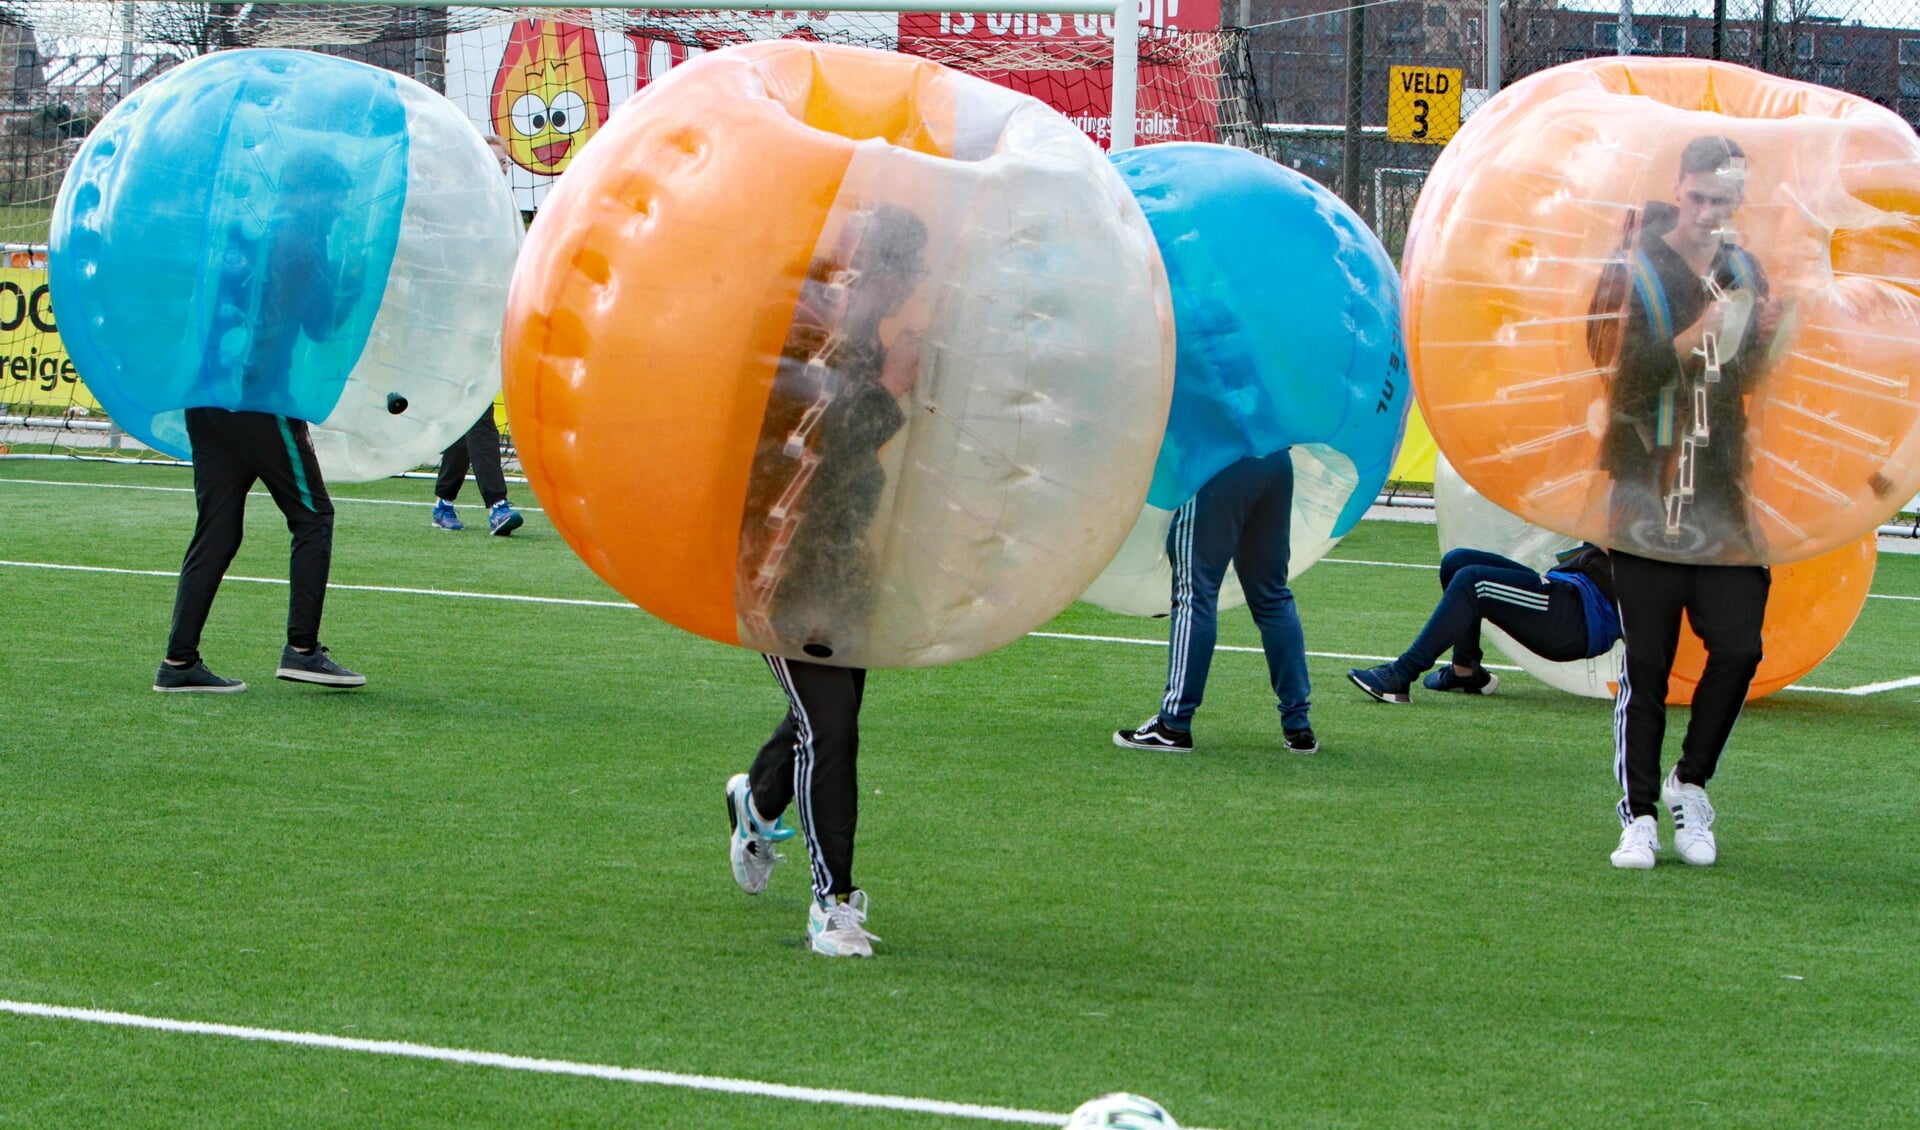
[808,890,880,958]
[1662,770,1718,867]
[1610,814,1660,870]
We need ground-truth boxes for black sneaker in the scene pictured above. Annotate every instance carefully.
[1347,664,1412,704]
[1113,716,1193,752]
[1422,665,1499,695]
[1284,727,1319,755]
[276,644,367,687]
[153,660,246,694]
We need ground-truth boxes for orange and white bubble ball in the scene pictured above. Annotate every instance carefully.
[1406,57,1920,567]
[505,41,1173,668]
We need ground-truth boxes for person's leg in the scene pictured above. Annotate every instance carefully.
[434,428,472,503]
[1484,580,1594,664]
[1230,450,1311,733]
[241,414,335,652]
[463,410,511,509]
[1159,470,1251,732]
[1433,549,1532,670]
[165,409,255,666]
[762,655,862,901]
[1674,564,1769,787]
[1609,551,1688,824]
[1375,558,1544,680]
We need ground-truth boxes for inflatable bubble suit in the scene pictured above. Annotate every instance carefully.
[505,41,1174,669]
[1078,143,1409,616]
[1434,453,1876,702]
[49,49,522,481]
[1405,57,1920,567]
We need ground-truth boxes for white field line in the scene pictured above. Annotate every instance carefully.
[0,558,1913,696]
[0,1000,1088,1127]
[0,560,631,608]
[0,476,545,513]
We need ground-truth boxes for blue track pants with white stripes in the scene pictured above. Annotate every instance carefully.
[753,655,863,902]
[1159,450,1310,734]
[1384,549,1592,682]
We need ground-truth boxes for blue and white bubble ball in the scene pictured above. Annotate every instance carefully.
[1080,143,1408,615]
[50,50,521,481]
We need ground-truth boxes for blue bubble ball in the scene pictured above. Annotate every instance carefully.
[1112,142,1408,526]
[49,49,521,480]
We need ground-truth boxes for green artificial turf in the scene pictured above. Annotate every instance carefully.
[1,458,1916,1128]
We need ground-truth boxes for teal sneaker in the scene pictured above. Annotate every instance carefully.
[726,772,794,894]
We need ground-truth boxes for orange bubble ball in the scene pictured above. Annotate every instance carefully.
[1406,57,1920,567]
[1666,532,1876,703]
[504,41,1172,668]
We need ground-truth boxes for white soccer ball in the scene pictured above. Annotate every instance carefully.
[1066,1092,1179,1129]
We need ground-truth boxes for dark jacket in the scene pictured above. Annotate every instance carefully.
[1588,202,1769,552]
[737,272,907,656]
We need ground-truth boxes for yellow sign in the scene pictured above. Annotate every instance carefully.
[0,267,100,412]
[1388,65,1463,145]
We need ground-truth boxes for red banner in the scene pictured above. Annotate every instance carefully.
[899,0,1224,149]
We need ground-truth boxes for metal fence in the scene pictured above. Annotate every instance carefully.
[1239,0,1920,255]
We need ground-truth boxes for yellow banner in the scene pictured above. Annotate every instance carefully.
[0,266,101,413]
[1389,400,1439,485]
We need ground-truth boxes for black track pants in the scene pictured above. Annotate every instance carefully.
[1610,551,1768,823]
[752,655,865,901]
[166,408,334,664]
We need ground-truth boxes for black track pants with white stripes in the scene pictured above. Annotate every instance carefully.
[752,655,864,902]
[1610,552,1768,823]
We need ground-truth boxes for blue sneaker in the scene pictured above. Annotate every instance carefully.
[1423,665,1499,695]
[488,500,524,537]
[431,500,463,530]
[1347,664,1412,704]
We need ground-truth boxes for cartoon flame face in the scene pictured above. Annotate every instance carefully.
[491,20,610,176]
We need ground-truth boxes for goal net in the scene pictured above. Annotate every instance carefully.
[0,1,1264,460]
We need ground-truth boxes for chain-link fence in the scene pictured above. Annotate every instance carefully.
[1240,0,1920,256]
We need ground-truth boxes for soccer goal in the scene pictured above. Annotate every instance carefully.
[0,0,1261,459]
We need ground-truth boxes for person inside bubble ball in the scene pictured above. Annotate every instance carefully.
[1585,135,1778,870]
[1113,450,1318,756]
[153,149,368,694]
[429,133,525,538]
[724,202,929,958]
[1345,543,1619,704]
[1588,134,1781,559]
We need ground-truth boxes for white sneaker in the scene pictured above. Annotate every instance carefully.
[726,773,792,894]
[1611,814,1660,869]
[807,890,880,957]
[1662,770,1718,866]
